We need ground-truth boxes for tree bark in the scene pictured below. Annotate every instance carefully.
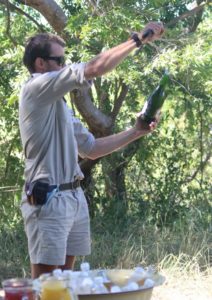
[189,0,204,32]
[165,2,206,28]
[16,0,67,34]
[101,139,141,215]
[71,88,113,136]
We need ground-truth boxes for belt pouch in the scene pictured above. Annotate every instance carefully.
[26,181,49,205]
[31,181,49,205]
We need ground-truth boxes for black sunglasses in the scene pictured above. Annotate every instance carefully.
[43,56,65,66]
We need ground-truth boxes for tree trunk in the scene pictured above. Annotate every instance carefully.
[101,140,141,215]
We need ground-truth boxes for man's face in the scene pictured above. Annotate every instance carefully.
[44,42,65,72]
[34,42,65,73]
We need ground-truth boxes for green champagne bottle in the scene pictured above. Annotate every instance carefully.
[140,71,170,124]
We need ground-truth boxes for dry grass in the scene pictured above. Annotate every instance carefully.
[0,217,211,300]
[89,222,212,300]
[152,252,212,300]
[152,267,212,300]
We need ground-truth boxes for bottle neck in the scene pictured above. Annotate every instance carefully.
[159,73,170,87]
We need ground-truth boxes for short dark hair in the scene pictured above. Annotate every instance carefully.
[23,33,66,73]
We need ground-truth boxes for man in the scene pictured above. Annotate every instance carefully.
[19,22,164,279]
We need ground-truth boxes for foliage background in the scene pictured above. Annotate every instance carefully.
[0,0,211,284]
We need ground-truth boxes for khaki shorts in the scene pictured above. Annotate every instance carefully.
[20,187,91,266]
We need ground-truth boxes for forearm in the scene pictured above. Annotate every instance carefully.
[87,127,144,160]
[84,22,164,80]
[84,39,136,79]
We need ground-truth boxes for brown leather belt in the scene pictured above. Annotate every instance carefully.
[25,180,81,206]
[50,180,81,191]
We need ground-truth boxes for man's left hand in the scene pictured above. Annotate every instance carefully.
[135,115,159,135]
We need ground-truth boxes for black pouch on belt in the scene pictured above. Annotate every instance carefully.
[26,181,49,205]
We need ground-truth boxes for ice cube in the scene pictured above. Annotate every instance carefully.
[111,285,122,293]
[122,282,139,292]
[78,277,93,294]
[80,262,90,272]
[130,267,146,282]
[92,277,108,294]
[143,278,154,288]
[62,270,73,279]
[52,269,62,278]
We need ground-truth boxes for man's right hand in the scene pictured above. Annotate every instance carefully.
[84,21,164,80]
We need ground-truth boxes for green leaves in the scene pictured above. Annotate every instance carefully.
[0,0,211,229]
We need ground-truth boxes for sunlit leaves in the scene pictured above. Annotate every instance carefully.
[0,0,211,228]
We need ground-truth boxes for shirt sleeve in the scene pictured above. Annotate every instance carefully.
[26,63,91,105]
[70,110,95,158]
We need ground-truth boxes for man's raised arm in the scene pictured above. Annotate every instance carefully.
[84,22,164,80]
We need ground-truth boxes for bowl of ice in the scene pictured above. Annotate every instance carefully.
[33,262,165,300]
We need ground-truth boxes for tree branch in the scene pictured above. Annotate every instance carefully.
[111,82,129,120]
[165,2,207,28]
[189,0,205,32]
[79,157,100,178]
[4,0,17,46]
[0,0,44,31]
[0,186,21,192]
[93,79,109,110]
[71,88,112,135]
[183,151,211,184]
[85,0,103,16]
[16,0,67,34]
